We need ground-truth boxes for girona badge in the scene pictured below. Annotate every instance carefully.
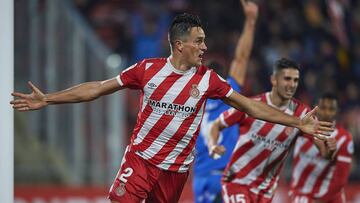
[115,183,126,197]
[189,84,200,98]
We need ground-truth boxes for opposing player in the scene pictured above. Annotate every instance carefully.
[209,58,335,203]
[193,0,258,202]
[11,13,333,203]
[289,93,353,203]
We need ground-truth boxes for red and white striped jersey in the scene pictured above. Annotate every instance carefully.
[220,92,309,199]
[116,58,233,172]
[290,124,353,201]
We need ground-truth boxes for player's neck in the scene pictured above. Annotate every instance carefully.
[269,91,290,108]
[169,54,193,71]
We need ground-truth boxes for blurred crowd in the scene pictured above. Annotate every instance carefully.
[75,0,360,179]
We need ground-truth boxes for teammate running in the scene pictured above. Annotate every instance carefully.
[193,0,258,202]
[289,93,353,203]
[11,13,333,203]
[209,58,335,203]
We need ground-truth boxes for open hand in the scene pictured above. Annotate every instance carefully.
[241,0,258,20]
[299,106,334,139]
[10,81,47,111]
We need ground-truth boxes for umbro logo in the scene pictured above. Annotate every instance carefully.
[147,82,157,89]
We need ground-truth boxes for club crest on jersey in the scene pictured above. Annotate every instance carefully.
[115,183,126,197]
[190,84,200,98]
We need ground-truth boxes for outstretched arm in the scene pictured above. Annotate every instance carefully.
[11,78,122,111]
[229,0,258,86]
[223,91,334,136]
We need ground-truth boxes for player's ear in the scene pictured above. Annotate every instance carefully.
[270,74,276,86]
[175,40,183,53]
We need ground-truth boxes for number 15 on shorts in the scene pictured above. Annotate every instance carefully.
[228,194,246,203]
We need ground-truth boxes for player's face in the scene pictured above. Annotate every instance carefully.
[181,27,207,67]
[272,68,299,101]
[317,98,338,122]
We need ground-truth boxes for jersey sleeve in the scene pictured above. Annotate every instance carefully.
[336,134,353,164]
[322,134,353,201]
[220,107,246,127]
[116,60,145,89]
[207,71,233,99]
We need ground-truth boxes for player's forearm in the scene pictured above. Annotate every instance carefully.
[229,18,256,86]
[45,81,104,105]
[208,120,223,149]
[248,100,301,127]
[313,138,334,159]
[225,92,301,128]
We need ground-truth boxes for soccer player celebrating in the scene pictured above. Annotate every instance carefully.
[11,13,333,203]
[289,93,353,203]
[193,0,258,202]
[209,58,335,203]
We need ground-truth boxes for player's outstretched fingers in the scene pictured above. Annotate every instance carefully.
[28,81,41,94]
[317,121,335,134]
[307,106,318,117]
[11,92,29,99]
[10,99,26,105]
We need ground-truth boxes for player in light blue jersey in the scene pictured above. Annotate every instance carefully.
[193,0,258,202]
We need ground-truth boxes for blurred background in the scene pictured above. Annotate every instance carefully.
[14,0,360,202]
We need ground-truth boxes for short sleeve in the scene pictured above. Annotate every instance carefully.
[207,71,233,99]
[337,135,353,164]
[220,108,246,127]
[116,61,145,89]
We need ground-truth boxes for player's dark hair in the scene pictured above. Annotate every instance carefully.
[273,58,300,73]
[168,13,202,48]
[319,92,338,101]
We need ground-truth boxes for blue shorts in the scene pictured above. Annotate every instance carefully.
[193,172,223,203]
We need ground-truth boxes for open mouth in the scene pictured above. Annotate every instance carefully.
[198,53,204,60]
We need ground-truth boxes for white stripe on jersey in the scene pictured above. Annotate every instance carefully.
[231,107,306,197]
[300,159,328,194]
[137,69,197,153]
[293,129,348,198]
[230,108,293,176]
[178,149,197,172]
[291,144,318,188]
[228,119,267,173]
[156,71,211,170]
[250,176,279,199]
[115,75,123,86]
[293,134,308,157]
[133,64,195,146]
[314,167,335,198]
[338,156,351,163]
